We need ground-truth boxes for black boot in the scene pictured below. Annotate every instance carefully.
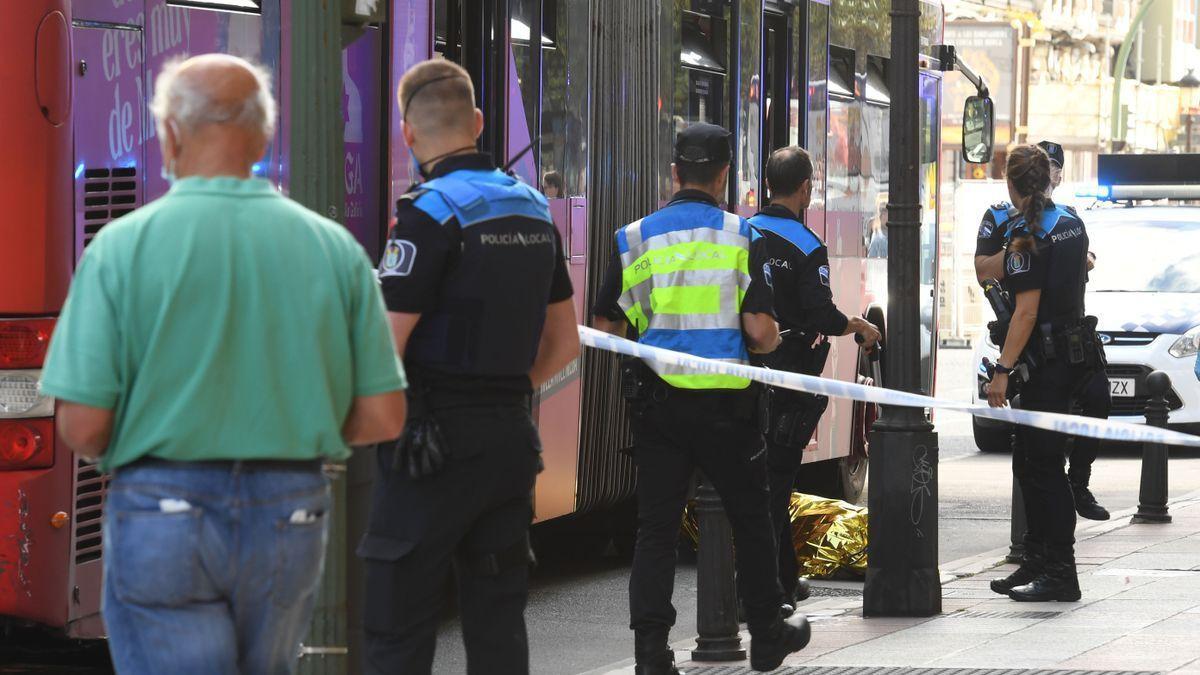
[634,657,684,675]
[1072,483,1110,521]
[1008,559,1081,602]
[990,542,1045,595]
[780,578,813,618]
[793,577,812,602]
[749,616,811,672]
[635,630,680,675]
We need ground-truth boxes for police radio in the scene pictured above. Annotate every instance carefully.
[982,279,1038,386]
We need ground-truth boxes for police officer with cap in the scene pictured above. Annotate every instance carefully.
[593,123,811,675]
[984,144,1100,602]
[359,58,580,674]
[974,140,1110,522]
[748,146,881,615]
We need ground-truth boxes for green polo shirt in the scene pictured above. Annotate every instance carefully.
[40,176,406,472]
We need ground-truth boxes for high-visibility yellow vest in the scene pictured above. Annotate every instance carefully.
[616,199,754,389]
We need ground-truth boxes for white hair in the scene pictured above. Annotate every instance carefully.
[150,55,277,140]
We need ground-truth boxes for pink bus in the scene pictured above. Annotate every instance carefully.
[1,0,950,652]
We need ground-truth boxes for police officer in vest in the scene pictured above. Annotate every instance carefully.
[984,144,1101,602]
[593,123,811,675]
[358,59,581,674]
[974,140,1111,522]
[748,146,881,614]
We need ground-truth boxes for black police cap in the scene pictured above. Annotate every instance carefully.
[1037,140,1064,168]
[674,123,732,164]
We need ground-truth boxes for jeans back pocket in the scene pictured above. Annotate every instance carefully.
[110,507,211,608]
[271,495,331,609]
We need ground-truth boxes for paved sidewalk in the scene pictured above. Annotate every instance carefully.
[587,490,1200,675]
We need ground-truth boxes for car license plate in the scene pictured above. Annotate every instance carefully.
[1109,378,1136,398]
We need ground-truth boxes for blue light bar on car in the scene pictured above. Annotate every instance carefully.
[1096,154,1200,200]
[1075,184,1111,199]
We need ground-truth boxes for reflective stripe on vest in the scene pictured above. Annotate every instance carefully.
[616,201,753,389]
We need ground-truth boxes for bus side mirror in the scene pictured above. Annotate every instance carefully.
[962,95,994,164]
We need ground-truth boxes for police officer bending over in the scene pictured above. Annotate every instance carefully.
[593,123,811,675]
[974,140,1111,522]
[358,59,580,675]
[985,144,1101,602]
[749,146,881,615]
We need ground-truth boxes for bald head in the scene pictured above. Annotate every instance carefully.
[151,54,276,142]
[150,54,276,179]
[398,59,479,138]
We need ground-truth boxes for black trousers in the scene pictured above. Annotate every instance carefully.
[765,397,825,600]
[358,405,542,675]
[628,388,784,656]
[1067,369,1112,486]
[1013,361,1091,560]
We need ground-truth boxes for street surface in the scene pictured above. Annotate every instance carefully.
[433,345,1200,674]
[6,346,1198,674]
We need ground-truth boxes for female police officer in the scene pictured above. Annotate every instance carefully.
[986,144,1099,602]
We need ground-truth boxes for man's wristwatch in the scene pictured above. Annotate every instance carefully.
[993,362,1015,376]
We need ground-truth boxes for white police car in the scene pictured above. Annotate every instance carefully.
[972,156,1200,451]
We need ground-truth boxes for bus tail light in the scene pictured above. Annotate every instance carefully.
[0,370,55,418]
[0,418,54,470]
[0,319,55,369]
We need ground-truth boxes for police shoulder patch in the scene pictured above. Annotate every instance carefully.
[978,219,995,239]
[379,239,418,278]
[1006,251,1031,275]
[818,264,831,287]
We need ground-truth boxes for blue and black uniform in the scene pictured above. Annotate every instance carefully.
[360,153,572,674]
[976,202,1110,512]
[999,201,1100,598]
[748,204,847,602]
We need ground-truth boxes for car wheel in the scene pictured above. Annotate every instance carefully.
[973,418,1013,453]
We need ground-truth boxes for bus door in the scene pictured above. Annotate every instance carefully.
[67,15,146,635]
[760,6,790,192]
[435,0,510,163]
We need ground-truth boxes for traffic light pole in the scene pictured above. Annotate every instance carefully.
[862,0,942,617]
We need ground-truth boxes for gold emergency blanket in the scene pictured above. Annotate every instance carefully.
[683,492,867,579]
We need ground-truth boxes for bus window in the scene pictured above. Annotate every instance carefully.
[826,44,857,253]
[805,1,829,221]
[863,56,890,258]
[167,0,261,12]
[511,0,556,186]
[761,10,789,188]
[538,0,589,200]
[679,9,727,127]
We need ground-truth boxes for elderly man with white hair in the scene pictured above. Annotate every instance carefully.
[39,54,407,674]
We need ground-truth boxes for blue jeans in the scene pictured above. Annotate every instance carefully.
[101,460,331,675]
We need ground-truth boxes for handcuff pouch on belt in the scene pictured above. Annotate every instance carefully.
[391,387,449,480]
[763,388,829,448]
[760,333,831,448]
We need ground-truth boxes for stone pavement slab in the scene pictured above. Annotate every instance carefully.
[587,492,1200,675]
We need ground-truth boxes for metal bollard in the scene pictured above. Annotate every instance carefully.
[1132,371,1172,524]
[691,477,745,662]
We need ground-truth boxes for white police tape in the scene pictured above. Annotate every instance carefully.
[578,325,1200,449]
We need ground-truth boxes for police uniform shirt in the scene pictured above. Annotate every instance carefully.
[977,200,1081,259]
[749,204,848,337]
[1002,202,1089,324]
[591,189,774,321]
[380,153,573,394]
[976,201,1019,258]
